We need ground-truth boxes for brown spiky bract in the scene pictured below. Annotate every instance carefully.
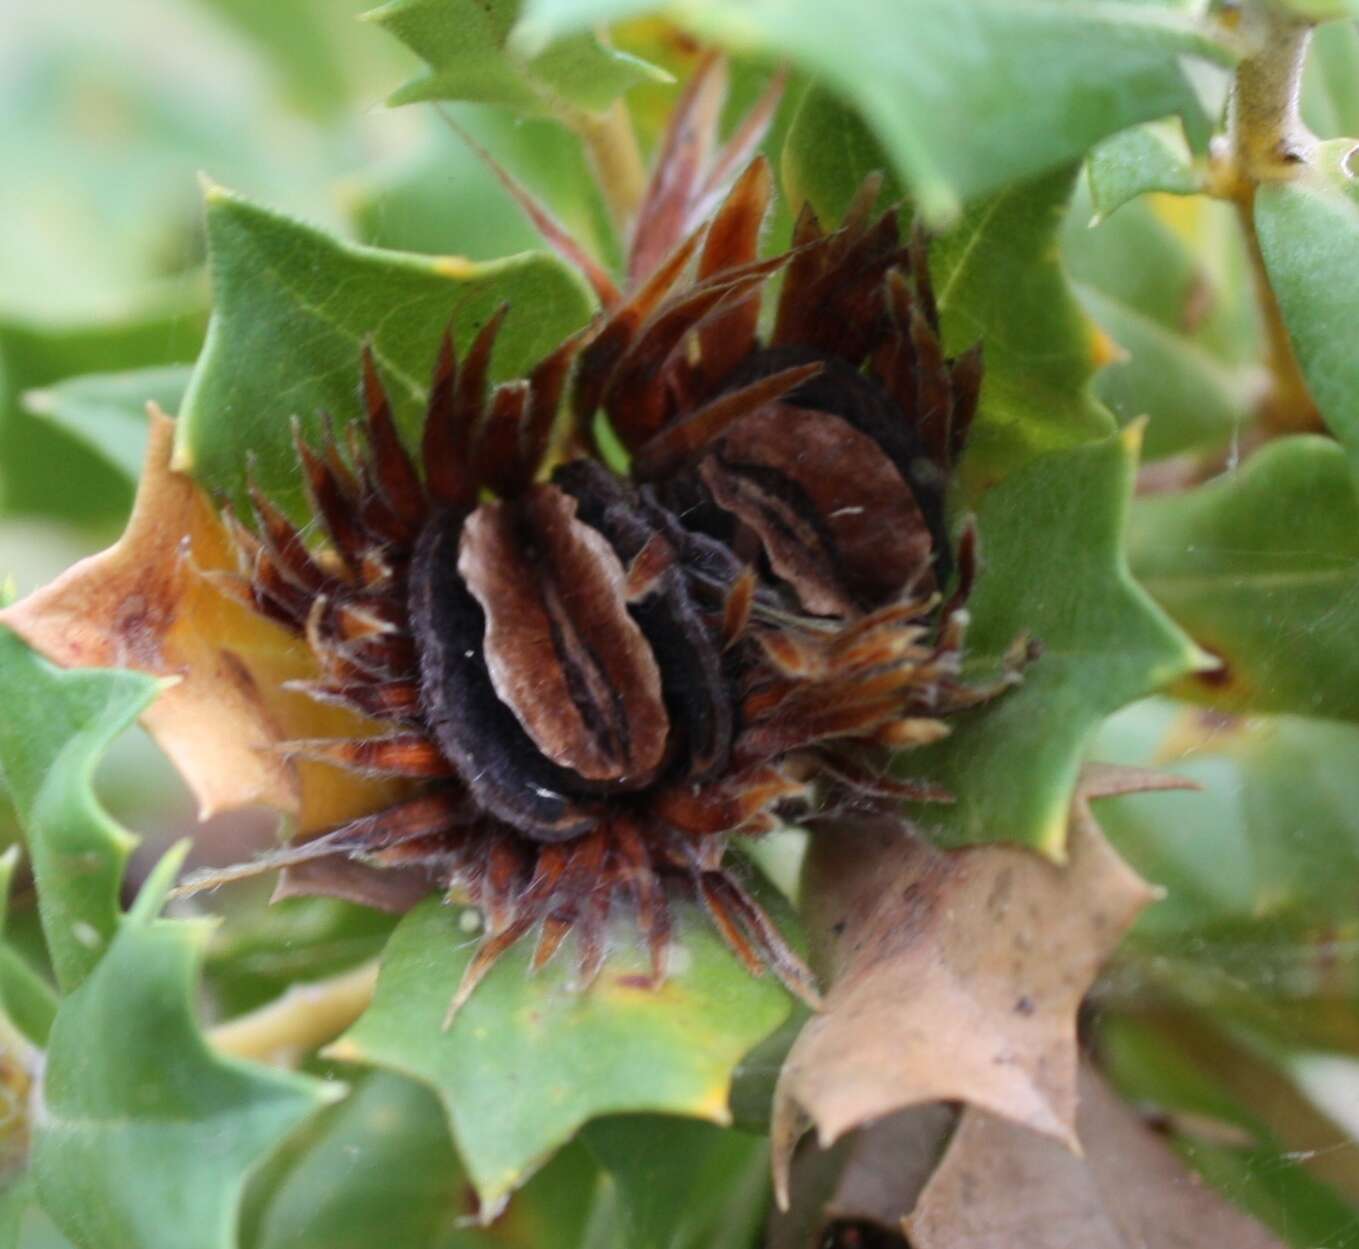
[187,55,1020,1018]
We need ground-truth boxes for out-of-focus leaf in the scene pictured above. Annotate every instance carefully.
[581,1115,768,1249]
[248,1072,601,1249]
[347,105,616,268]
[1092,699,1359,1016]
[1302,18,1359,140]
[901,429,1206,852]
[0,849,56,1049]
[33,847,341,1249]
[1256,172,1359,478]
[329,893,794,1210]
[0,415,403,835]
[369,0,663,113]
[780,85,904,224]
[0,628,155,990]
[1088,120,1203,224]
[770,769,1169,1199]
[1099,1014,1359,1247]
[1273,0,1359,19]
[1129,436,1359,719]
[1064,185,1266,460]
[0,290,206,527]
[22,366,193,486]
[519,0,1232,224]
[175,184,595,517]
[903,1062,1286,1249]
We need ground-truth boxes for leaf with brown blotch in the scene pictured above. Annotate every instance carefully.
[770,766,1191,1205]
[903,1062,1286,1249]
[0,409,402,834]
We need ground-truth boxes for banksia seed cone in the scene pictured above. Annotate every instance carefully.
[182,55,1023,1018]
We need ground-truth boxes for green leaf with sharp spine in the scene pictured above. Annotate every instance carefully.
[368,0,664,114]
[33,846,342,1249]
[0,626,158,991]
[901,428,1208,854]
[1129,436,1359,721]
[518,0,1233,224]
[328,893,795,1210]
[175,184,596,517]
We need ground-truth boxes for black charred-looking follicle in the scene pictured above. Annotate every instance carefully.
[187,54,1026,1020]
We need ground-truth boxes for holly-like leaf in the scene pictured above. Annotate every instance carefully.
[0,628,155,990]
[1129,436,1359,720]
[368,0,663,114]
[21,366,193,487]
[175,184,595,517]
[33,846,341,1249]
[902,1062,1286,1249]
[580,1115,769,1249]
[328,893,794,1211]
[769,769,1173,1202]
[1087,120,1204,224]
[1255,170,1359,479]
[0,413,402,835]
[248,1072,601,1249]
[519,0,1231,224]
[903,429,1207,852]
[931,168,1119,487]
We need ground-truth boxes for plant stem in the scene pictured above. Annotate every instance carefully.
[208,959,379,1065]
[1213,6,1320,435]
[570,100,648,237]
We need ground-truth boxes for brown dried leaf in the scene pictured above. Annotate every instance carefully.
[903,1062,1286,1249]
[0,410,399,833]
[770,767,1184,1204]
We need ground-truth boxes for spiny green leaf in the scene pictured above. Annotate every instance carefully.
[1087,120,1203,224]
[901,428,1207,853]
[21,366,193,486]
[929,168,1116,490]
[368,0,663,114]
[0,627,158,991]
[0,847,56,1049]
[248,1072,601,1249]
[1129,436,1359,720]
[33,846,341,1249]
[519,0,1233,224]
[1256,172,1359,482]
[581,1116,768,1249]
[329,894,794,1209]
[175,184,596,516]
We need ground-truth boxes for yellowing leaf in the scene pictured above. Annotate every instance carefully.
[770,768,1183,1202]
[0,412,398,834]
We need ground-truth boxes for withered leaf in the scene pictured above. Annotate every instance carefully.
[903,1062,1286,1249]
[770,766,1188,1204]
[0,410,400,833]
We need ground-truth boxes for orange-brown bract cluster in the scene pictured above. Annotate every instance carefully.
[203,56,1019,1017]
